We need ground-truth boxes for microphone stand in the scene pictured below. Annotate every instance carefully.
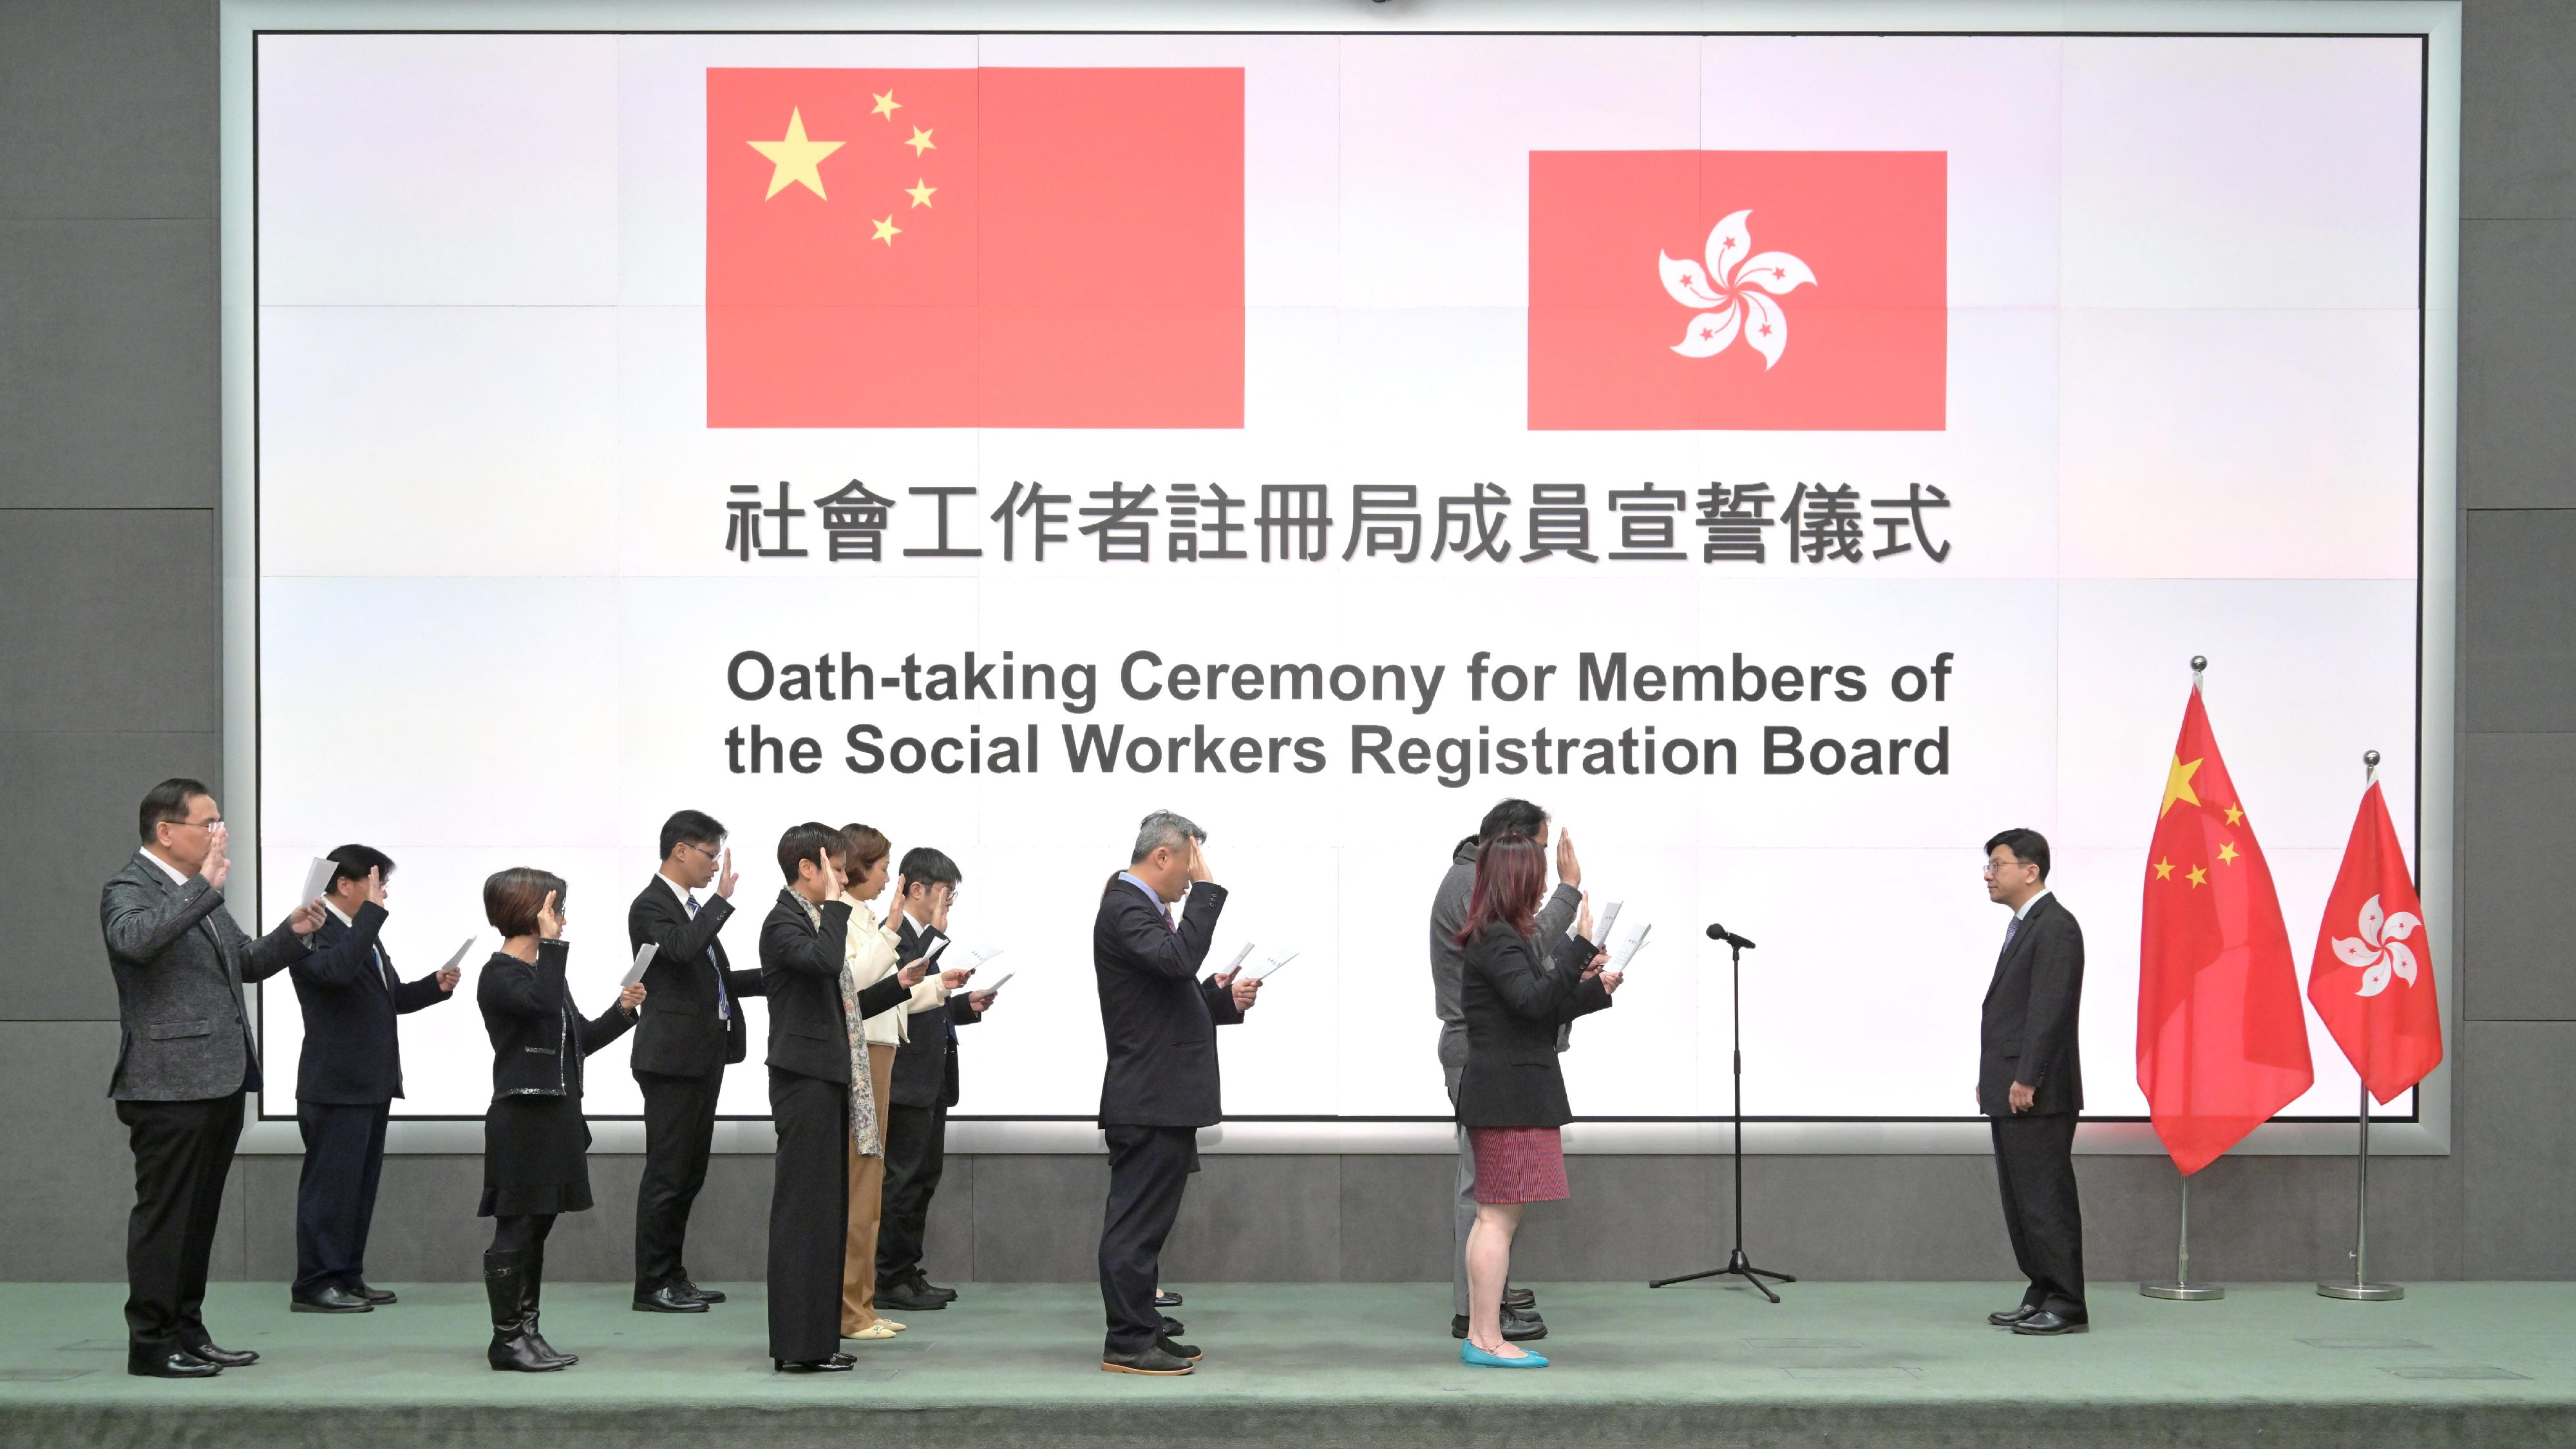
[1649,931,1797,1301]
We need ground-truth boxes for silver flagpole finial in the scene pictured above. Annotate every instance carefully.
[2190,656,2207,690]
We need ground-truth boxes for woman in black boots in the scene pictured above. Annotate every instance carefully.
[474,868,645,1372]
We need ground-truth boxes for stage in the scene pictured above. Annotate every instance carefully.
[3,1281,2569,1448]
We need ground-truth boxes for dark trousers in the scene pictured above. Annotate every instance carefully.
[766,1068,848,1363]
[1991,1113,2085,1312]
[634,1069,722,1293]
[876,1100,946,1287]
[1099,1122,1196,1355]
[294,1099,391,1297]
[117,1091,243,1351]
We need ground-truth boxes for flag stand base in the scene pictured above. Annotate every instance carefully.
[2139,1170,2224,1301]
[2317,1281,2403,1301]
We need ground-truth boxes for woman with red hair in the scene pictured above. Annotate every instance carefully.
[1452,833,1619,1368]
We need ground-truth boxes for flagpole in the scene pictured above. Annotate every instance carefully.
[2143,657,2224,1303]
[2321,750,2403,1302]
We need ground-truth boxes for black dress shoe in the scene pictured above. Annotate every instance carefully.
[129,1349,221,1379]
[1157,1334,1202,1362]
[1102,1345,1193,1376]
[1988,1304,2040,1327]
[912,1274,958,1303]
[1161,1314,1186,1336]
[677,1280,725,1303]
[1502,1287,1537,1312]
[290,1285,373,1313]
[182,1341,260,1367]
[1450,1307,1548,1342]
[1153,1289,1183,1309]
[878,1280,947,1312]
[355,1283,397,1305]
[632,1284,710,1314]
[2012,1309,2089,1336]
[775,1353,857,1372]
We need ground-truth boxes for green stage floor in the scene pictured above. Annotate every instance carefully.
[5,1280,2573,1446]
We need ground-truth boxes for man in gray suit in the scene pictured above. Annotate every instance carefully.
[1426,798,1578,1342]
[103,778,322,1378]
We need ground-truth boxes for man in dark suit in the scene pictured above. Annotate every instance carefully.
[627,810,768,1312]
[101,778,323,1378]
[758,824,922,1372]
[1978,827,2088,1336]
[1093,811,1260,1376]
[288,844,458,1313]
[879,846,996,1313]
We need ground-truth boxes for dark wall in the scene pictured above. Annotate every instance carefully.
[3,0,2567,1285]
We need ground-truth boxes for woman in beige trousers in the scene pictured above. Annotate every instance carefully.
[834,824,948,1340]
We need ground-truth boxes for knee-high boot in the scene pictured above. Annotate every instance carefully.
[484,1250,564,1372]
[522,1242,578,1368]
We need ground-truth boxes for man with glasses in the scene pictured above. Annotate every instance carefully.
[627,810,768,1312]
[1976,828,2088,1336]
[103,777,325,1377]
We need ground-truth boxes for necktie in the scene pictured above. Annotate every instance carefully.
[1160,902,1179,934]
[374,942,395,994]
[689,893,729,1021]
[2001,914,2022,957]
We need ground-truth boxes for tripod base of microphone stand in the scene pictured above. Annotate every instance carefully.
[1648,1249,1799,1303]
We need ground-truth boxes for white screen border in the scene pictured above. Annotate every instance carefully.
[216,0,2462,1158]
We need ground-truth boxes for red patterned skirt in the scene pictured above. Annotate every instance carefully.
[1467,1126,1569,1204]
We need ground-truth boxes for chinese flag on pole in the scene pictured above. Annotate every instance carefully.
[2137,683,2315,1174]
[706,67,1244,429]
[1526,149,1946,431]
[2307,781,2442,1104]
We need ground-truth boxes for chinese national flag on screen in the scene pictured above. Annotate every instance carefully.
[1527,149,1946,430]
[706,68,1244,428]
[2137,684,2315,1175]
[2307,781,2442,1105]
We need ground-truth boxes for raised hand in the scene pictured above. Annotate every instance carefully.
[203,828,231,891]
[817,850,845,900]
[1186,838,1213,884]
[1555,828,1581,889]
[715,846,739,900]
[362,866,388,907]
[537,889,564,940]
[930,884,953,932]
[1575,891,1594,944]
[619,981,648,1014]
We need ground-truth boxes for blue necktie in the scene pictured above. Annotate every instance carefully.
[689,893,729,1021]
[2001,914,2022,958]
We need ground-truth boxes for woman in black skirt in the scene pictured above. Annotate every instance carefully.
[475,867,645,1372]
[1454,833,1619,1368]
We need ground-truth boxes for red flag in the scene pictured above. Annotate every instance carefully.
[2307,781,2441,1104]
[1526,149,1945,431]
[706,67,1244,429]
[2136,684,2314,1174]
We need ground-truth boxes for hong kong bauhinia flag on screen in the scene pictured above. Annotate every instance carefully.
[706,67,1244,428]
[2137,683,2315,1175]
[2307,781,2443,1105]
[1526,149,1946,430]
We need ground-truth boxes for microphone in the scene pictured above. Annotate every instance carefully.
[1705,923,1756,950]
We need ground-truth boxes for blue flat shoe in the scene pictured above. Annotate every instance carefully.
[1462,1340,1549,1368]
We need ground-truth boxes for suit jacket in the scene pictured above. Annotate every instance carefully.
[101,852,308,1101]
[1455,922,1612,1128]
[290,902,453,1104]
[759,889,909,1083]
[1978,891,2086,1118]
[627,876,768,1077]
[1094,876,1241,1128]
[891,914,983,1109]
[1428,837,1580,1072]
[477,942,634,1101]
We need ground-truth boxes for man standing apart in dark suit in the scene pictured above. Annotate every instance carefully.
[102,778,324,1378]
[627,810,767,1313]
[1978,827,2088,1336]
[880,846,996,1313]
[1094,811,1261,1376]
[289,844,458,1312]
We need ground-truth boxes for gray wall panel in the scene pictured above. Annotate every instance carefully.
[0,0,214,222]
[0,220,218,509]
[0,509,219,733]
[2459,0,2576,222]
[0,728,222,1019]
[2458,222,2576,509]
[2459,733,2576,1021]
[2460,1020,2576,1278]
[2462,509,2576,732]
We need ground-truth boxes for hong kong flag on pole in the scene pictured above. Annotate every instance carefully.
[2307,781,2442,1104]
[706,67,1244,429]
[2137,681,2315,1174]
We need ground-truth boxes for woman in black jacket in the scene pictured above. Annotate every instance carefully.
[475,867,645,1372]
[1453,834,1619,1368]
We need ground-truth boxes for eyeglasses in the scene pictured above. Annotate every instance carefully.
[169,817,223,833]
[678,841,722,861]
[1981,857,2030,878]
